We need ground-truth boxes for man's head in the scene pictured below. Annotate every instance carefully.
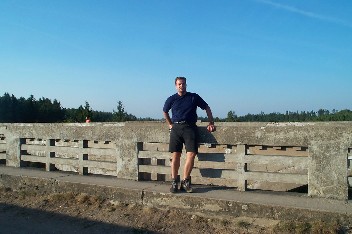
[175,77,187,95]
[175,76,186,84]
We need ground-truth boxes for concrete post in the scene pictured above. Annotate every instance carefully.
[6,137,25,168]
[46,139,56,171]
[308,140,349,200]
[79,140,88,175]
[116,139,138,180]
[236,144,247,191]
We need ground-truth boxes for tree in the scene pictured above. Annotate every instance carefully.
[74,101,92,122]
[83,101,92,119]
[0,93,13,122]
[112,101,137,122]
[113,101,127,122]
[226,110,237,122]
[36,98,65,122]
[25,95,38,122]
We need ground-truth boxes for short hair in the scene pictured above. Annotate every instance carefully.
[175,77,186,84]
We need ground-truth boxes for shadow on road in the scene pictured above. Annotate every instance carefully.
[0,203,157,234]
[192,185,234,194]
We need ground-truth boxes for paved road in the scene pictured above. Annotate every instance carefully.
[0,202,149,234]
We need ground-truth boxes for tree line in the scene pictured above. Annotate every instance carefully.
[220,109,352,122]
[1,92,351,123]
[0,93,138,123]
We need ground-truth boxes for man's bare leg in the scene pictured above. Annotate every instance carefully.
[183,151,196,179]
[170,152,181,193]
[171,152,181,180]
[180,151,196,193]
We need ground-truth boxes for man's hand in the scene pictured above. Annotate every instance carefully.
[205,107,216,132]
[207,123,216,132]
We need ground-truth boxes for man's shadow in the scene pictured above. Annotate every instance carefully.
[192,185,234,193]
[194,126,234,193]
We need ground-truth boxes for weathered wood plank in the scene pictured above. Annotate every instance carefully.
[138,151,171,160]
[198,144,234,153]
[244,155,308,168]
[144,173,238,187]
[138,165,238,179]
[194,161,236,170]
[139,151,239,163]
[85,148,116,155]
[88,140,116,149]
[273,146,283,150]
[21,155,116,171]
[82,161,116,170]
[191,169,238,179]
[191,176,237,187]
[197,153,238,162]
[21,155,47,163]
[141,143,235,154]
[46,157,79,165]
[139,165,169,174]
[140,156,237,170]
[247,146,309,157]
[22,144,116,156]
[0,153,6,160]
[247,164,308,174]
[140,153,308,172]
[0,143,6,152]
[85,155,116,162]
[142,142,169,152]
[245,171,308,184]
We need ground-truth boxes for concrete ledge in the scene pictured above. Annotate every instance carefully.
[0,166,351,225]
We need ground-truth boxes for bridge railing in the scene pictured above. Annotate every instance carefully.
[0,122,351,200]
[137,142,309,192]
[19,138,117,176]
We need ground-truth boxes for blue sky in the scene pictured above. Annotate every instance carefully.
[1,0,351,119]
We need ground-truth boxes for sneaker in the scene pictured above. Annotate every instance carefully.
[180,178,193,193]
[170,180,178,193]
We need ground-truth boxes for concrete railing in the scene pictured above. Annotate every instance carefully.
[0,122,351,201]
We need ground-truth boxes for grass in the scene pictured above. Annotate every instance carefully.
[237,220,251,229]
[220,219,230,226]
[47,192,104,207]
[273,220,344,234]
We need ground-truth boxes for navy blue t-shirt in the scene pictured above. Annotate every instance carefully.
[163,92,208,124]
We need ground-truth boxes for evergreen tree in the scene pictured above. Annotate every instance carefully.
[226,110,237,122]
[26,95,38,122]
[0,93,12,122]
[113,101,127,122]
[113,101,137,122]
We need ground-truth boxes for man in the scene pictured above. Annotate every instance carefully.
[163,77,216,193]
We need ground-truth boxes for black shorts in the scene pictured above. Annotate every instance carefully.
[169,123,198,153]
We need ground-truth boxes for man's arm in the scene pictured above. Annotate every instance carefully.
[205,106,216,132]
[163,112,173,129]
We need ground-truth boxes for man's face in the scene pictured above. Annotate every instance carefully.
[175,79,187,94]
